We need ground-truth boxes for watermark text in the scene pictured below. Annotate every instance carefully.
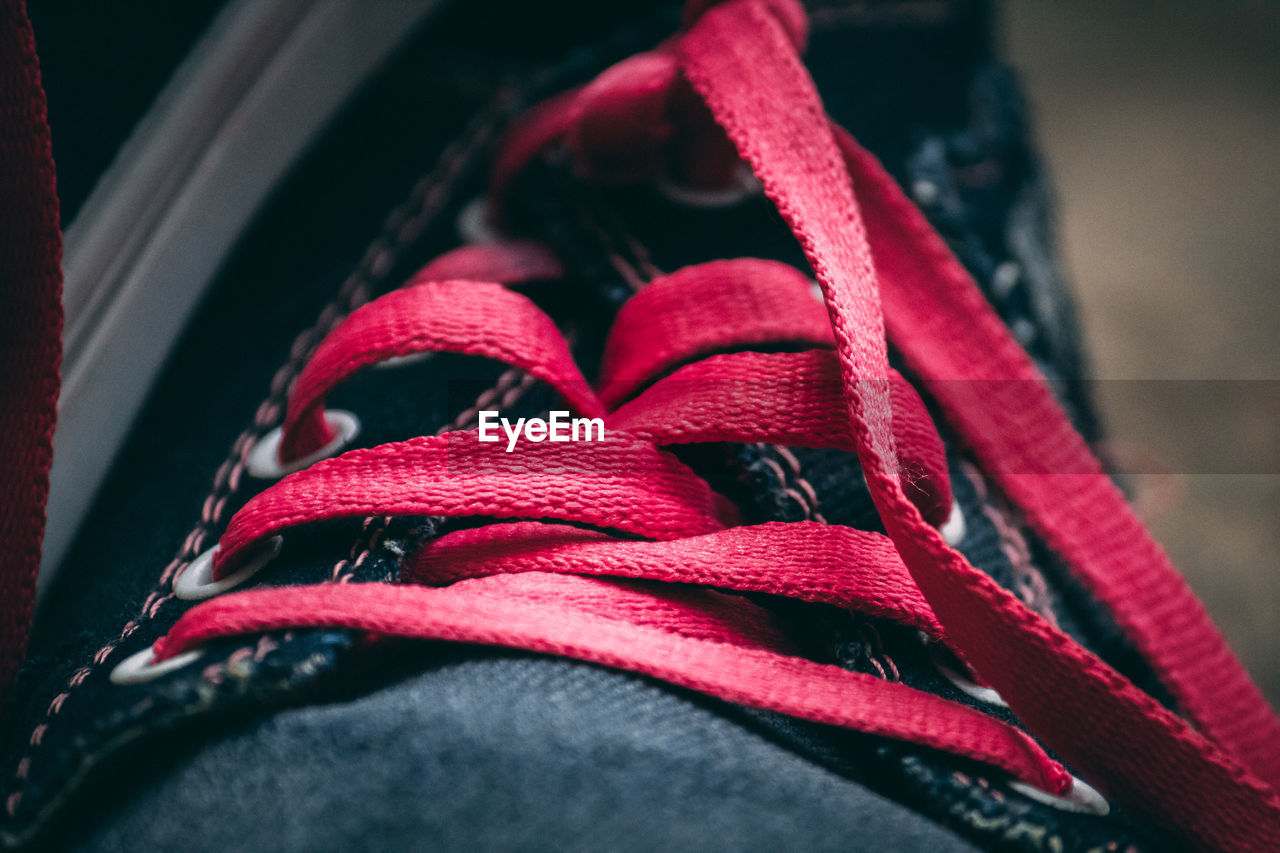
[478,410,606,452]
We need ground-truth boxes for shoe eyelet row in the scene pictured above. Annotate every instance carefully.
[246,409,360,480]
[926,638,1110,815]
[110,536,285,684]
[927,497,1108,818]
[111,196,398,684]
[926,639,1110,815]
[115,308,362,681]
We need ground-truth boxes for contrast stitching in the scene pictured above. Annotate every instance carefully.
[447,367,536,433]
[330,516,390,583]
[4,94,511,819]
[860,620,900,682]
[331,366,539,584]
[753,442,829,524]
[756,445,902,682]
[959,459,1059,627]
[770,444,829,524]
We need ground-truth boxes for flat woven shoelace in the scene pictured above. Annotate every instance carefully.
[4,0,1272,848]
[152,2,1280,848]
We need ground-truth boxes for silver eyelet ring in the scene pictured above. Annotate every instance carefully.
[1009,775,1110,816]
[658,165,760,209]
[911,179,940,206]
[174,536,284,601]
[929,643,1009,708]
[246,410,360,479]
[1011,317,1038,347]
[109,643,203,685]
[456,196,502,245]
[939,501,966,546]
[991,260,1021,299]
[373,351,434,371]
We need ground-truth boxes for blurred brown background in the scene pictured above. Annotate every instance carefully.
[1004,1,1279,703]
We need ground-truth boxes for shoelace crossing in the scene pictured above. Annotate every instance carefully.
[133,1,1280,848]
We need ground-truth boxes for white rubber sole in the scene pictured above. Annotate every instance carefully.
[41,0,441,598]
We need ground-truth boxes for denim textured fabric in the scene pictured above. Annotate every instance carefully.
[66,655,981,852]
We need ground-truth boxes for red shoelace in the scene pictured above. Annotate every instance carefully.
[95,0,1280,848]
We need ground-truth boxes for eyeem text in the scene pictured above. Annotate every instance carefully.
[478,410,606,452]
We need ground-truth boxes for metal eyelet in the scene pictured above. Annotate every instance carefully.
[456,196,502,245]
[173,536,283,601]
[109,643,203,685]
[929,643,1009,709]
[939,501,966,546]
[1009,775,1110,816]
[658,165,760,209]
[991,260,1021,299]
[911,179,940,206]
[246,410,360,479]
[373,351,433,371]
[1011,317,1038,347]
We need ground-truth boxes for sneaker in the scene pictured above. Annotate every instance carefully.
[3,1,1278,850]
